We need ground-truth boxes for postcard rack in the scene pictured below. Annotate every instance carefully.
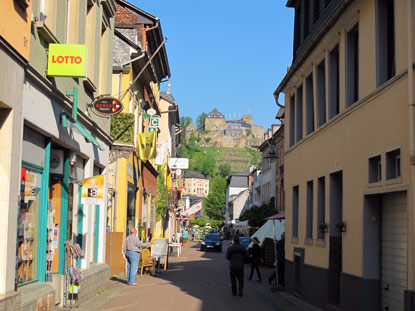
[63,241,84,308]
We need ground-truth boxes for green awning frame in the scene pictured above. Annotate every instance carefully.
[61,112,105,151]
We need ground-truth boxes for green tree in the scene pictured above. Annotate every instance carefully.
[218,163,231,178]
[196,113,207,130]
[239,199,276,228]
[110,113,134,143]
[156,166,168,222]
[180,116,192,128]
[200,157,216,178]
[204,177,226,220]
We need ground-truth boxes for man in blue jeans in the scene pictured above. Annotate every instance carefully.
[123,228,151,286]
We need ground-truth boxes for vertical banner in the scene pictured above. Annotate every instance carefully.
[137,132,156,163]
[155,141,167,165]
[185,200,203,216]
[81,175,105,204]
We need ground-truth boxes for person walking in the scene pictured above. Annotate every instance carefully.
[226,235,248,297]
[247,237,262,282]
[268,232,285,287]
[123,227,151,286]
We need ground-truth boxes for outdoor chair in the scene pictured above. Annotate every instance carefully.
[139,248,154,275]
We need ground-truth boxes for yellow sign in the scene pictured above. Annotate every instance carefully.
[137,132,156,163]
[47,44,87,77]
[81,175,104,204]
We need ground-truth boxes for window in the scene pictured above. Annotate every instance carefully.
[17,168,41,285]
[306,73,315,135]
[376,0,395,86]
[346,24,359,107]
[316,60,326,127]
[386,149,401,179]
[329,45,340,119]
[369,155,382,183]
[294,5,302,52]
[296,85,304,142]
[304,0,310,38]
[317,176,325,239]
[313,0,320,24]
[306,181,313,239]
[292,186,299,237]
[289,95,296,147]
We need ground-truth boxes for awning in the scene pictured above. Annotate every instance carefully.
[265,211,285,220]
[61,112,105,151]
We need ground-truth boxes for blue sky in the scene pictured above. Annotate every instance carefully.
[130,1,294,129]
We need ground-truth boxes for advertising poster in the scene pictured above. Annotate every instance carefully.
[185,200,203,216]
[81,175,105,204]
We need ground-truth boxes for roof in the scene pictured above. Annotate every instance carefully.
[184,171,208,180]
[228,175,249,188]
[206,108,225,119]
[160,92,175,104]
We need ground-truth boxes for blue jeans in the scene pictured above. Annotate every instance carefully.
[126,250,140,284]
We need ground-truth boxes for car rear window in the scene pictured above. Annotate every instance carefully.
[205,234,220,241]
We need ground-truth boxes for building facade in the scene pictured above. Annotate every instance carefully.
[1,0,116,309]
[275,0,415,310]
[184,171,210,198]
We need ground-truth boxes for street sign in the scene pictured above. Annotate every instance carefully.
[169,158,189,169]
[148,127,157,132]
[150,116,160,127]
[176,169,182,176]
[147,108,156,116]
[92,96,123,116]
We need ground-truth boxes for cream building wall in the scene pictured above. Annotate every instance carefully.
[279,0,415,309]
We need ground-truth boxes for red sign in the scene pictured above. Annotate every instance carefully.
[92,97,123,116]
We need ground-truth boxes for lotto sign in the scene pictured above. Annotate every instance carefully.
[150,116,160,127]
[81,175,104,204]
[47,44,87,77]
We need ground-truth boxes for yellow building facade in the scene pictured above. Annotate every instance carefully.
[275,0,415,310]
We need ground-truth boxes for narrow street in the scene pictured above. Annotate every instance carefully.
[70,241,322,311]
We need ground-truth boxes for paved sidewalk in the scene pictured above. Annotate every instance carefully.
[57,242,323,311]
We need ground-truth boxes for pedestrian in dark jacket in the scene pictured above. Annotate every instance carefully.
[226,235,248,297]
[268,232,285,286]
[248,237,262,282]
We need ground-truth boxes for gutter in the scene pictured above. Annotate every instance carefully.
[407,0,415,293]
[273,0,352,103]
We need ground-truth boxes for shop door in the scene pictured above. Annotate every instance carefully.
[381,192,407,311]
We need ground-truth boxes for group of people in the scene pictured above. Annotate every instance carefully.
[225,233,285,297]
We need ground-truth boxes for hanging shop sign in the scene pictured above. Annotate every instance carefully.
[91,96,123,116]
[169,158,189,169]
[81,175,105,204]
[47,44,87,77]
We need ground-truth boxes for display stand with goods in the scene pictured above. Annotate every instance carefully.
[63,241,84,308]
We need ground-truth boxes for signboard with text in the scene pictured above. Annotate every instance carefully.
[47,44,87,77]
[92,96,123,116]
[169,158,189,169]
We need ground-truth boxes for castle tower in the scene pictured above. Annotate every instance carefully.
[242,114,253,126]
[205,108,226,131]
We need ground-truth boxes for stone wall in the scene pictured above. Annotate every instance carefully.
[205,118,225,131]
[76,263,110,306]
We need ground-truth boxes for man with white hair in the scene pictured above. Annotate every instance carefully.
[123,228,151,286]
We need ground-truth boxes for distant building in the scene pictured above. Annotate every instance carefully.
[184,171,210,197]
[225,170,251,224]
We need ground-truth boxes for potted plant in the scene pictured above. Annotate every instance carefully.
[318,222,328,233]
[335,220,346,232]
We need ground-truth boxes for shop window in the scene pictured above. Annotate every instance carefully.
[369,155,382,183]
[17,168,41,285]
[386,149,401,180]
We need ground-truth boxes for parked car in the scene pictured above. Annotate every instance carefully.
[200,233,222,252]
[239,237,252,262]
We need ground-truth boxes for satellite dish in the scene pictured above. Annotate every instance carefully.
[147,108,156,116]
[176,169,182,176]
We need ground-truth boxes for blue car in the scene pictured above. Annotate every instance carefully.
[200,234,222,252]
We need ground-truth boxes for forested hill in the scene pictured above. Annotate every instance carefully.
[178,135,262,179]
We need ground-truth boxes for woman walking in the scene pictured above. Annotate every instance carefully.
[247,237,262,282]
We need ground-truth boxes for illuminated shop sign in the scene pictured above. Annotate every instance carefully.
[92,96,123,116]
[47,44,87,77]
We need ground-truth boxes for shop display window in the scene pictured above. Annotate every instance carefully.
[17,168,41,285]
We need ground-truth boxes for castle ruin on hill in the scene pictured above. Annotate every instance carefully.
[185,108,265,148]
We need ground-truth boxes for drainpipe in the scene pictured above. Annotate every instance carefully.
[408,0,415,292]
[143,20,159,51]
